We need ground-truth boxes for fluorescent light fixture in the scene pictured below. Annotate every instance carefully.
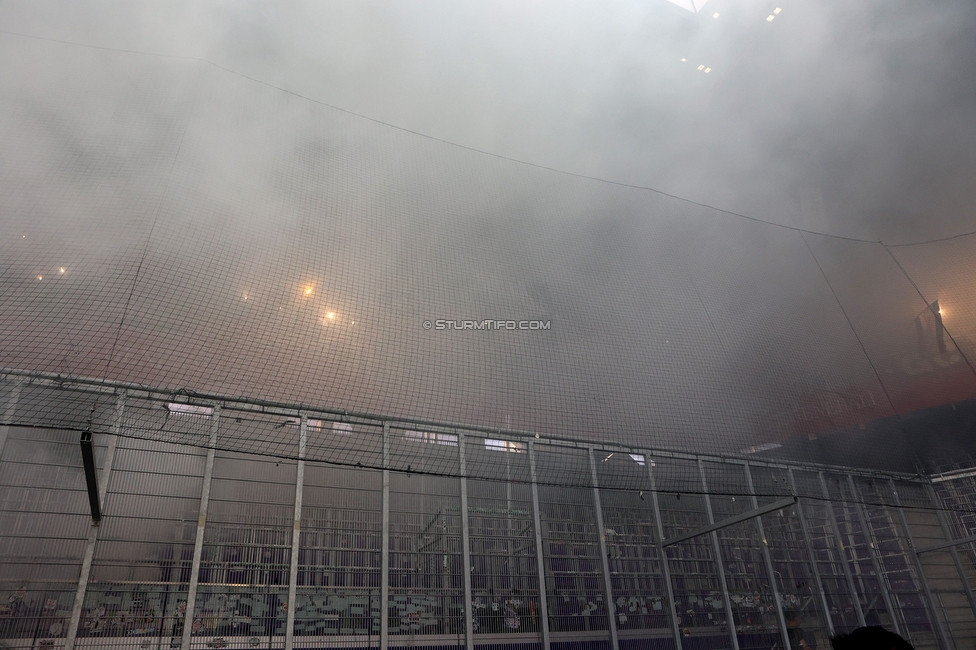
[704,67,712,73]
[712,12,720,18]
[166,403,214,417]
[284,418,353,432]
[406,430,458,446]
[698,64,705,70]
[773,7,782,13]
[767,14,775,21]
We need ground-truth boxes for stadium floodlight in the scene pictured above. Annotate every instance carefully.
[915,300,947,354]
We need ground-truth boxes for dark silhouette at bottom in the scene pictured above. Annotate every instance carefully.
[831,626,915,650]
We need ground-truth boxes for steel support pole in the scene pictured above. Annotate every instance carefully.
[698,459,740,650]
[458,433,475,650]
[0,379,22,459]
[182,405,220,650]
[743,463,791,650]
[646,456,683,650]
[285,414,307,650]
[819,472,866,627]
[528,441,551,650]
[889,480,950,650]
[588,448,619,650]
[925,483,976,621]
[65,391,124,650]
[846,475,900,634]
[787,468,834,636]
[381,422,391,650]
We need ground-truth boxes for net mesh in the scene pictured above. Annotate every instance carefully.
[2,33,976,495]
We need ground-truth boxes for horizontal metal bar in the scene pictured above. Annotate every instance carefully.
[659,496,797,547]
[0,367,926,481]
[916,533,976,555]
[930,468,976,483]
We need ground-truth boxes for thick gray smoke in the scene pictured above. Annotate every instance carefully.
[1,0,975,460]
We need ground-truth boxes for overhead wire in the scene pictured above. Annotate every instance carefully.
[1,27,972,249]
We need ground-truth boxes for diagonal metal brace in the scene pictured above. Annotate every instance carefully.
[915,533,976,555]
[659,496,796,547]
[80,430,101,523]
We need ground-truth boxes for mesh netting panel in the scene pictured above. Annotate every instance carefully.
[2,34,976,495]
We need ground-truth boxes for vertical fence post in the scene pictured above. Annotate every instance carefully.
[285,414,307,650]
[819,472,866,627]
[181,404,219,650]
[744,463,791,649]
[846,474,900,634]
[459,433,475,650]
[65,391,125,650]
[787,468,835,636]
[381,422,391,650]
[646,455,683,650]
[589,448,619,650]
[528,441,551,650]
[698,458,740,650]
[889,480,951,650]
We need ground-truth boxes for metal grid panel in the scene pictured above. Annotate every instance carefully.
[652,456,730,648]
[819,472,891,628]
[856,477,938,649]
[0,426,92,648]
[79,436,206,647]
[790,470,862,633]
[594,459,672,640]
[193,452,297,643]
[536,447,609,639]
[295,465,382,648]
[750,465,832,650]
[897,481,976,649]
[701,461,780,650]
[0,376,958,650]
[467,477,541,638]
[389,472,465,650]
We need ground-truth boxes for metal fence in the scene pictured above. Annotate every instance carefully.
[2,371,976,650]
